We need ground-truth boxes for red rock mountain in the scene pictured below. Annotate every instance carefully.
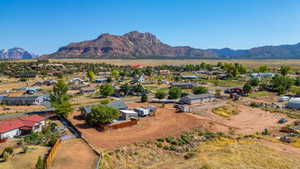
[44,31,217,59]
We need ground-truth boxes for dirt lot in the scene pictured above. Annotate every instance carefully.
[70,103,226,150]
[50,139,98,169]
[191,102,294,135]
[0,105,46,115]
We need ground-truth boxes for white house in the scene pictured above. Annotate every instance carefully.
[0,115,45,139]
[134,107,150,116]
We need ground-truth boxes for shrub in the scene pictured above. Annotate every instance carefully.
[100,99,110,105]
[165,136,174,143]
[169,145,177,151]
[156,138,165,142]
[184,152,196,159]
[192,86,208,95]
[163,146,169,150]
[35,156,45,169]
[156,142,163,148]
[141,94,148,102]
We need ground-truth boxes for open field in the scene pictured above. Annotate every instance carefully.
[70,103,228,150]
[102,137,300,169]
[50,139,98,169]
[10,59,300,68]
[47,59,300,68]
[191,102,293,135]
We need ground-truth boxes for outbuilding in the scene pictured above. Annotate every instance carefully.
[179,94,216,105]
[287,98,300,109]
[120,110,138,120]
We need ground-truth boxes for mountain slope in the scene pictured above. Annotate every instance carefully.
[44,31,217,59]
[44,31,300,59]
[0,48,38,59]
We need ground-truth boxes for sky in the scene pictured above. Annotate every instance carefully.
[0,0,300,54]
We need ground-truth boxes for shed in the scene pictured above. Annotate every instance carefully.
[179,94,216,105]
[120,110,138,120]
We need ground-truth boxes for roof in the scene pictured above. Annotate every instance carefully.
[0,115,45,133]
[107,100,128,110]
[184,94,215,100]
[288,98,300,104]
[120,110,137,114]
[0,119,24,133]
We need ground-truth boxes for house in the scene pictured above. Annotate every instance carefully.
[0,115,45,139]
[81,100,128,117]
[0,95,47,106]
[180,75,199,80]
[159,70,170,76]
[120,110,138,120]
[171,82,196,89]
[80,87,96,94]
[70,78,85,84]
[287,98,300,109]
[250,73,275,79]
[98,72,111,77]
[134,107,150,116]
[224,87,245,95]
[95,78,107,83]
[15,73,37,78]
[179,94,216,105]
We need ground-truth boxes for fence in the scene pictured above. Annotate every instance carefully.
[98,119,138,131]
[46,139,62,169]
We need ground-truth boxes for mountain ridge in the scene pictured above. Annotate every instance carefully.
[0,47,38,59]
[42,31,300,59]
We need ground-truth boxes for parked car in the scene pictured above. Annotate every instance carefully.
[278,118,288,124]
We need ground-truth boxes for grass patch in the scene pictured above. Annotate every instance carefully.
[249,91,271,98]
[207,80,244,87]
[212,106,240,118]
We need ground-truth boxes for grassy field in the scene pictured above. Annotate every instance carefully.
[11,59,300,68]
[101,137,300,169]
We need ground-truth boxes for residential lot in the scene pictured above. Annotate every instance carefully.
[50,139,98,169]
[70,103,227,149]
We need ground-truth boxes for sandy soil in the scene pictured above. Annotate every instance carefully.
[50,139,98,169]
[0,105,46,115]
[260,140,300,158]
[192,103,294,135]
[70,103,226,150]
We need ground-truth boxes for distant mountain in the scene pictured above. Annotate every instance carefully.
[43,31,300,59]
[0,48,38,59]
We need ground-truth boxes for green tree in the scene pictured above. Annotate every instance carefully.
[295,77,300,86]
[120,83,131,96]
[280,66,291,76]
[258,65,268,73]
[168,87,182,99]
[249,78,260,86]
[155,90,167,100]
[111,69,120,80]
[192,86,208,94]
[35,156,45,169]
[243,83,252,95]
[50,80,73,117]
[270,75,294,94]
[141,94,148,102]
[99,84,114,97]
[85,105,120,125]
[86,70,95,81]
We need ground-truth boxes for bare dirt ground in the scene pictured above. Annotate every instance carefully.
[191,102,293,135]
[260,140,300,158]
[50,139,98,169]
[70,103,227,150]
[0,105,46,115]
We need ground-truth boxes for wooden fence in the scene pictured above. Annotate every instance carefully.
[98,119,138,131]
[46,139,62,168]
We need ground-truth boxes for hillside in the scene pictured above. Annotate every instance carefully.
[44,31,300,59]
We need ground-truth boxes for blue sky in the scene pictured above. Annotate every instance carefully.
[1,0,300,54]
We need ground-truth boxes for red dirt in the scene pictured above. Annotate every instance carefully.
[50,139,98,169]
[70,103,226,150]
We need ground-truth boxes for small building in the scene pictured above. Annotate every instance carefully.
[80,87,96,94]
[287,98,300,109]
[224,87,245,95]
[95,78,107,83]
[0,115,45,139]
[98,72,111,77]
[171,82,196,89]
[15,73,37,78]
[159,70,171,76]
[180,75,199,80]
[0,95,46,106]
[81,100,128,117]
[179,94,216,105]
[250,73,275,79]
[134,107,150,116]
[120,110,138,120]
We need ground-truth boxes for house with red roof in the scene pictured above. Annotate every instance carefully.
[0,115,45,139]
